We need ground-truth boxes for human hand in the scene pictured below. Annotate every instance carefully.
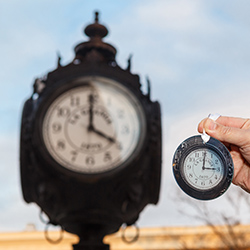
[198,116,250,193]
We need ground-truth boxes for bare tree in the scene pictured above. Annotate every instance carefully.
[174,186,250,249]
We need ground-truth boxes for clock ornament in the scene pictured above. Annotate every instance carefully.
[172,114,234,200]
[20,12,161,250]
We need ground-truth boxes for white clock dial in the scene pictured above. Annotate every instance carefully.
[183,149,224,190]
[42,77,146,174]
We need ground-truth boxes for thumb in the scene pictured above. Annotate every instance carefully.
[203,118,250,148]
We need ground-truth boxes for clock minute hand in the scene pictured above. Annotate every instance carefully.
[202,151,206,170]
[88,94,94,131]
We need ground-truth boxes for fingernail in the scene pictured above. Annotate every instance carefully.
[208,119,217,130]
[208,113,221,121]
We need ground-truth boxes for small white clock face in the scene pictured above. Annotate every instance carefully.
[42,77,146,174]
[183,149,224,190]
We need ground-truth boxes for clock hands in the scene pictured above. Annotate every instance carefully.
[202,151,206,170]
[203,167,217,171]
[87,93,116,143]
[87,93,94,131]
[90,127,116,143]
[201,152,218,171]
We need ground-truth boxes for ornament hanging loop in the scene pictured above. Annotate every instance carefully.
[201,113,221,143]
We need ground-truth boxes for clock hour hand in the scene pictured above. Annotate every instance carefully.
[203,167,217,171]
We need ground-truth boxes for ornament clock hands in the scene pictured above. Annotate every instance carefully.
[202,151,219,170]
[203,167,217,171]
[202,151,206,171]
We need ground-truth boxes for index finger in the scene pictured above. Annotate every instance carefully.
[198,116,250,134]
[215,116,250,129]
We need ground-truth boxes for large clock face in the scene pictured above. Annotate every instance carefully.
[42,77,146,174]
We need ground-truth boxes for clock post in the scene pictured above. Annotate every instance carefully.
[20,12,162,249]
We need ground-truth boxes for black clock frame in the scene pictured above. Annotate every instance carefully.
[173,135,234,200]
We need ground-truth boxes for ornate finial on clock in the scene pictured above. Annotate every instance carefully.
[74,11,116,62]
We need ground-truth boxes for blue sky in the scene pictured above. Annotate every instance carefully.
[2,0,250,231]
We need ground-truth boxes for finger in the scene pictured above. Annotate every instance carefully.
[202,118,250,148]
[198,116,250,134]
[198,118,207,133]
[216,116,250,129]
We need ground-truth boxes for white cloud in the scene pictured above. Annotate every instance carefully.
[136,0,209,31]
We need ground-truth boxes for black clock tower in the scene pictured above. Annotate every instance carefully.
[20,12,162,249]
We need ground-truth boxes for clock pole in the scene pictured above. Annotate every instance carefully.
[20,11,162,250]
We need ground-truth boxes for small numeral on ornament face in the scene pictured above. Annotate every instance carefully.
[121,125,129,134]
[118,109,124,118]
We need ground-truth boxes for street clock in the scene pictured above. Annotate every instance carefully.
[20,12,162,250]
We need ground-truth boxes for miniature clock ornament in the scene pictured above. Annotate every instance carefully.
[172,114,234,200]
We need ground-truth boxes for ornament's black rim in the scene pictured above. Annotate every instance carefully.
[172,135,234,200]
